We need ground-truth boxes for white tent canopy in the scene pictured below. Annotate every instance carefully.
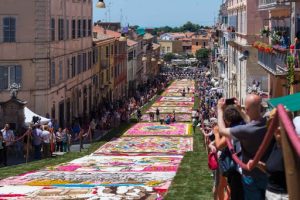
[24,107,50,125]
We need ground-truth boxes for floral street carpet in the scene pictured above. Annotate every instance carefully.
[0,80,194,199]
[123,123,191,136]
[93,137,193,155]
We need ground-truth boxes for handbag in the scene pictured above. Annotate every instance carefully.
[208,152,218,170]
[218,147,236,177]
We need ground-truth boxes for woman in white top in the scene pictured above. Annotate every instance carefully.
[42,125,51,158]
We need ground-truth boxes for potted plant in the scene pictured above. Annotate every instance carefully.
[260,26,270,37]
[271,30,281,45]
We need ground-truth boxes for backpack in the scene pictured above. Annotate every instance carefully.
[218,147,237,177]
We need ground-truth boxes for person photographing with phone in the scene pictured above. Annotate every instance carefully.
[217,94,272,200]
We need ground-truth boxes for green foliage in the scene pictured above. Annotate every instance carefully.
[165,122,212,200]
[164,53,176,62]
[195,48,210,61]
[186,54,195,59]
[153,22,210,35]
[287,55,295,87]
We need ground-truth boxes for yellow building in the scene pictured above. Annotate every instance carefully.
[93,34,115,103]
[159,40,183,54]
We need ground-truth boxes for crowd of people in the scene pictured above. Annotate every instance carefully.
[194,70,300,200]
[1,66,299,200]
[0,74,171,167]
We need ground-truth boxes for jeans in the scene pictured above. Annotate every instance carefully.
[34,144,41,160]
[228,171,244,200]
[242,174,268,200]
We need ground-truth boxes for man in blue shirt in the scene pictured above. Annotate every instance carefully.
[217,94,270,200]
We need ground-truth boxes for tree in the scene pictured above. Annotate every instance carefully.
[195,48,210,65]
[163,53,176,62]
[181,21,200,32]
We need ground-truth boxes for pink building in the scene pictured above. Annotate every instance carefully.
[0,0,95,127]
[226,0,269,105]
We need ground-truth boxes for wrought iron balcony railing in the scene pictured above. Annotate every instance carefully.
[257,49,300,76]
[258,0,291,10]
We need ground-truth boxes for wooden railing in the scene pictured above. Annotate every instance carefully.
[226,104,300,199]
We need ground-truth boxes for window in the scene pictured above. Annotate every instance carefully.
[111,45,114,55]
[51,62,55,85]
[88,51,92,69]
[88,19,92,36]
[71,56,76,77]
[51,18,55,41]
[82,19,86,37]
[196,42,199,46]
[77,19,81,38]
[66,19,69,39]
[106,46,109,58]
[93,48,98,64]
[77,54,82,74]
[72,19,76,39]
[58,18,64,40]
[0,65,21,90]
[128,51,134,61]
[82,52,87,71]
[59,61,63,81]
[67,58,70,79]
[3,17,16,42]
[106,69,109,82]
[203,42,206,47]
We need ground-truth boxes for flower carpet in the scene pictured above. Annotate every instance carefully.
[45,155,183,173]
[93,137,193,154]
[161,92,194,97]
[165,88,195,93]
[152,101,194,107]
[0,79,195,199]
[159,96,194,102]
[123,123,191,136]
[146,106,192,114]
[141,114,192,122]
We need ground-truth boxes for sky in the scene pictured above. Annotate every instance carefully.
[93,0,222,28]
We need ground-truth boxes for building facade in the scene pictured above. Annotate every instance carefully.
[0,0,95,127]
[159,40,183,55]
[225,0,269,105]
[256,0,300,97]
[127,39,138,97]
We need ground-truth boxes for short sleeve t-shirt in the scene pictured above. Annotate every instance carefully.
[230,118,269,177]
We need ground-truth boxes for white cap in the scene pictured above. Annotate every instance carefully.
[293,116,300,136]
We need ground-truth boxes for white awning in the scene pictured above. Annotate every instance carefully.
[24,107,50,125]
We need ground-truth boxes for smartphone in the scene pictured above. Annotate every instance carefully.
[225,98,235,105]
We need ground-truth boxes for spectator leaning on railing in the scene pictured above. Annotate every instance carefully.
[217,94,273,200]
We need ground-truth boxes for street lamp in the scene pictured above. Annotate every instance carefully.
[96,0,106,8]
[151,57,156,62]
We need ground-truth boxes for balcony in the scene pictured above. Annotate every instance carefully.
[220,48,228,57]
[258,0,291,11]
[258,50,286,75]
[100,59,109,69]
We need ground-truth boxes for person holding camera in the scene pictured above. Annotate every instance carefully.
[217,94,271,200]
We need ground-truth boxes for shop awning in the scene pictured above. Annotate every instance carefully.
[268,92,300,112]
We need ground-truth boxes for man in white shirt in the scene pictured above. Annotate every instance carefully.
[1,124,15,166]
